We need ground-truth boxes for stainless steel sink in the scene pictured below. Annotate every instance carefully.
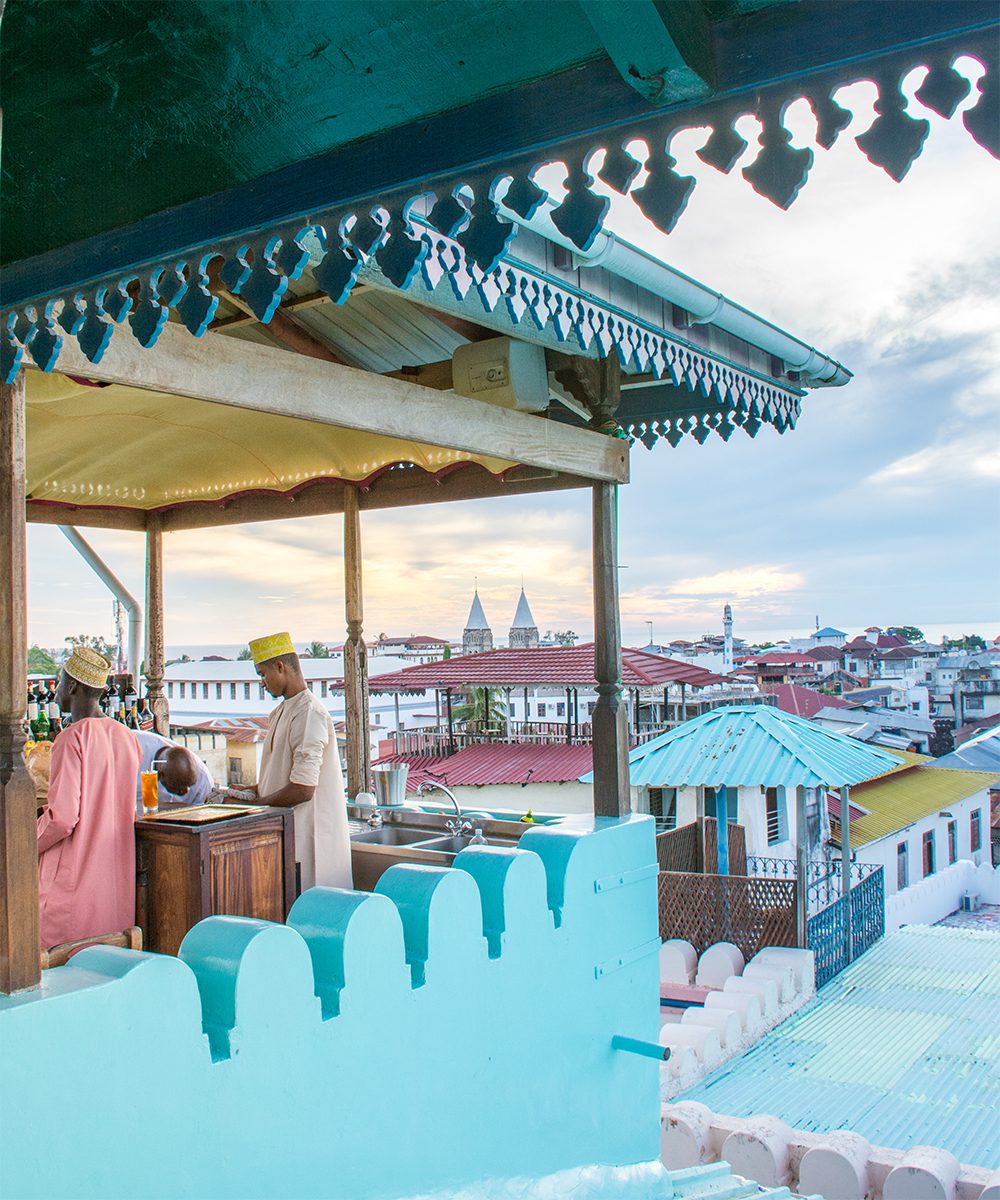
[419,834,520,854]
[350,827,432,847]
[348,808,530,890]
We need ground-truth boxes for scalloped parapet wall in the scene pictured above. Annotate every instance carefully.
[0,814,684,1200]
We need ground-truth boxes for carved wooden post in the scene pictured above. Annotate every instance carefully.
[795,785,809,948]
[591,482,630,817]
[1,374,40,992]
[144,511,169,735]
[840,785,853,965]
[343,486,371,799]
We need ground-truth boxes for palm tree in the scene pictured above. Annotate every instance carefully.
[450,687,506,734]
[303,640,330,659]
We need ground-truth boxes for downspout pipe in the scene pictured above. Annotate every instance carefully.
[59,526,143,685]
[496,198,852,388]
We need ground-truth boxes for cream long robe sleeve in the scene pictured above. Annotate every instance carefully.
[257,689,352,890]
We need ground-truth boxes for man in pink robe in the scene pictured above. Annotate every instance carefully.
[37,648,141,949]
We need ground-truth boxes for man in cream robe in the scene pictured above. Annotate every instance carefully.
[249,632,352,891]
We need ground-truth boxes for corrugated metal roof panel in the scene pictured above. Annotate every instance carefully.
[680,926,1000,1170]
[360,645,723,693]
[375,743,594,788]
[619,705,902,789]
[847,763,997,846]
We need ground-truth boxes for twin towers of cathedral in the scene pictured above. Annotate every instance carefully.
[463,587,539,654]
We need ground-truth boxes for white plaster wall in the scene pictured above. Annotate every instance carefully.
[886,860,1000,931]
[423,779,624,817]
[856,790,991,897]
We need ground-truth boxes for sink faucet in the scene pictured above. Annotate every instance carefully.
[415,781,483,840]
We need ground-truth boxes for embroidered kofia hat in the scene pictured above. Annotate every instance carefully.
[248,632,296,666]
[64,646,111,688]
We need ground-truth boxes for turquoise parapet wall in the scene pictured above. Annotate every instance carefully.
[0,815,668,1200]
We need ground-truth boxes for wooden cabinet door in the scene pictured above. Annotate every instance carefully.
[208,824,287,924]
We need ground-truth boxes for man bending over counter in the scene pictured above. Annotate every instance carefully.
[244,632,352,892]
[134,730,212,812]
[37,647,141,949]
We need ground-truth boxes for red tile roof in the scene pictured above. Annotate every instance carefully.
[751,651,815,665]
[357,644,724,693]
[878,645,921,660]
[374,742,595,788]
[178,716,271,743]
[805,645,842,661]
[763,683,849,720]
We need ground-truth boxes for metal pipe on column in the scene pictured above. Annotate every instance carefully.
[59,525,142,684]
[795,785,809,948]
[343,487,371,799]
[840,785,853,965]
[144,512,169,734]
[591,481,630,817]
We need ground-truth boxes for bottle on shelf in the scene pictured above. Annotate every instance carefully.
[31,703,50,743]
[138,693,155,732]
[126,702,140,730]
[26,686,40,729]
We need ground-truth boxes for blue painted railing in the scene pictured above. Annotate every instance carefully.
[807,866,885,988]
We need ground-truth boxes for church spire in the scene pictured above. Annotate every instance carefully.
[463,588,493,654]
[509,587,539,649]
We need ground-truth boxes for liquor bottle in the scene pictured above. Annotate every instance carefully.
[32,704,50,742]
[138,694,155,732]
[99,684,110,715]
[125,675,139,712]
[26,685,39,728]
[126,703,140,730]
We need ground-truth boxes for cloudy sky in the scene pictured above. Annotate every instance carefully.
[26,62,999,654]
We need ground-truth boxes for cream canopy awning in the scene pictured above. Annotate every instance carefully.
[26,371,515,517]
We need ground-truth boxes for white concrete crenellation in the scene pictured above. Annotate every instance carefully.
[662,1103,998,1200]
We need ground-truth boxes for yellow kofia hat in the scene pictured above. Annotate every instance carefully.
[248,632,296,666]
[65,646,111,688]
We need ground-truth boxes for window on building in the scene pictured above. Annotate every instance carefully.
[947,819,958,865]
[764,787,784,845]
[228,757,243,784]
[922,829,936,878]
[178,683,186,699]
[244,683,251,700]
[897,842,909,890]
[648,787,678,831]
[556,702,565,717]
[259,683,266,700]
[537,702,547,717]
[166,682,174,699]
[587,702,596,715]
[201,683,209,699]
[216,683,223,699]
[230,683,237,700]
[971,808,982,853]
[321,681,328,698]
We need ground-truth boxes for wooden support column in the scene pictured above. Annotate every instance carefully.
[445,689,455,756]
[144,511,169,735]
[591,482,630,817]
[840,785,853,966]
[343,487,371,799]
[565,687,572,745]
[0,374,40,993]
[795,785,809,948]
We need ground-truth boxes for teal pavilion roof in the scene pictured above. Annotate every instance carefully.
[616,704,903,789]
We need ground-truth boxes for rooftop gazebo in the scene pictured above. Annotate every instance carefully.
[1,2,996,1196]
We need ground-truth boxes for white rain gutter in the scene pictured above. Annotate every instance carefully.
[497,198,851,387]
[59,526,142,684]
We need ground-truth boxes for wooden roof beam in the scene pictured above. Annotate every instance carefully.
[32,324,629,484]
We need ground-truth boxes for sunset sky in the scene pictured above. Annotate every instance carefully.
[26,63,999,653]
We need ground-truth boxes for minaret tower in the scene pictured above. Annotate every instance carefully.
[462,587,493,655]
[722,603,734,673]
[508,588,539,649]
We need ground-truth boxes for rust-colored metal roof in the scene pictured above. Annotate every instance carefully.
[355,644,724,694]
[763,683,848,720]
[374,743,595,789]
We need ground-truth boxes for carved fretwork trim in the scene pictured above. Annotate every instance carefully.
[3,30,994,426]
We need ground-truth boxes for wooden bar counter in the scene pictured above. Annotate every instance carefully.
[136,804,296,955]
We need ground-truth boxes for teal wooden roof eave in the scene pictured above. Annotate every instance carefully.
[604,704,904,789]
[2,5,995,385]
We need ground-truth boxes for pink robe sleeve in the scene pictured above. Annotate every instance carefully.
[37,731,82,853]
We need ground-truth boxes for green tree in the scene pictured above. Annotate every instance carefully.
[442,644,452,660]
[451,687,506,733]
[552,630,579,646]
[943,633,986,651]
[888,625,924,642]
[303,641,330,659]
[27,645,59,674]
[237,646,253,660]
